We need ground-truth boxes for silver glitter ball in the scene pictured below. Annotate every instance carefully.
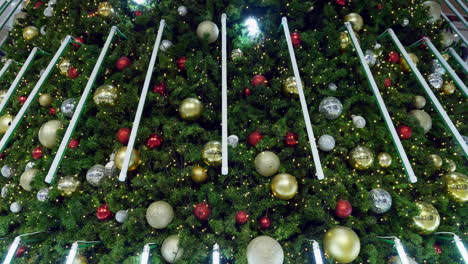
[369,188,392,214]
[104,161,118,177]
[115,210,128,223]
[37,188,49,202]
[352,115,366,128]
[40,26,46,36]
[319,96,343,120]
[25,161,35,171]
[160,40,173,52]
[328,83,337,91]
[1,185,9,198]
[227,135,239,148]
[231,49,243,60]
[1,165,14,178]
[318,134,335,152]
[10,202,21,213]
[364,50,377,66]
[61,98,76,118]
[402,18,409,27]
[86,164,106,186]
[177,6,188,16]
[428,73,443,89]
[431,59,446,76]
[43,6,54,17]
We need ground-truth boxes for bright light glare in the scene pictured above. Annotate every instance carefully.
[244,18,260,37]
[134,0,147,4]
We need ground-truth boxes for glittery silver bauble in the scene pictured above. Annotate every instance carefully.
[177,6,188,16]
[104,161,118,177]
[160,40,173,52]
[61,98,76,118]
[328,83,338,91]
[40,26,46,36]
[428,73,443,89]
[86,164,105,186]
[37,188,49,202]
[10,202,21,213]
[231,49,243,60]
[401,18,409,27]
[413,96,426,109]
[227,135,239,148]
[44,6,54,17]
[115,210,128,223]
[1,185,9,198]
[1,165,14,178]
[352,115,366,128]
[318,134,335,152]
[431,59,446,76]
[319,97,343,120]
[364,50,376,66]
[369,188,392,214]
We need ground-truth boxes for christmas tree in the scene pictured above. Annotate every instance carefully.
[0,0,466,263]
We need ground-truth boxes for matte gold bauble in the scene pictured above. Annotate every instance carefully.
[73,254,88,264]
[271,173,298,200]
[429,154,443,168]
[97,2,115,17]
[412,202,440,234]
[349,146,374,170]
[146,201,175,229]
[283,76,303,96]
[409,110,432,134]
[38,93,53,107]
[324,226,361,263]
[255,151,280,177]
[0,114,14,133]
[58,58,71,75]
[377,152,392,168]
[442,82,455,95]
[443,172,468,202]
[161,235,184,263]
[19,169,38,191]
[57,176,80,196]
[400,53,418,72]
[344,13,364,32]
[179,97,203,121]
[23,26,39,41]
[115,146,141,171]
[38,120,62,149]
[0,90,7,104]
[191,165,208,183]
[202,141,222,166]
[413,95,426,109]
[93,84,118,105]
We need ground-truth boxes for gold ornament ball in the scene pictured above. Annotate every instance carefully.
[58,58,71,75]
[179,98,203,121]
[20,169,38,191]
[191,165,208,183]
[38,120,62,149]
[38,93,53,107]
[255,151,280,177]
[445,159,456,172]
[442,82,456,95]
[0,114,14,133]
[23,26,39,41]
[377,152,392,168]
[387,255,418,264]
[97,2,115,17]
[349,146,374,170]
[344,13,364,32]
[115,147,141,171]
[73,254,88,264]
[231,49,243,60]
[283,76,303,96]
[57,176,80,196]
[413,95,426,109]
[339,32,351,50]
[271,173,298,200]
[443,172,468,202]
[202,141,222,166]
[324,226,361,264]
[412,202,440,234]
[429,154,443,168]
[0,90,7,104]
[93,84,118,105]
[400,53,419,72]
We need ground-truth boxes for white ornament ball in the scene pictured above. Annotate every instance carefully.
[177,6,187,16]
[352,115,366,128]
[10,202,21,213]
[115,210,128,223]
[40,26,46,36]
[161,235,184,263]
[318,134,335,152]
[38,120,62,149]
[1,185,9,198]
[160,40,173,52]
[414,96,426,109]
[1,165,14,178]
[246,236,284,264]
[37,188,49,202]
[146,201,174,229]
[20,169,39,191]
[61,98,76,118]
[409,110,432,134]
[254,151,280,177]
[328,83,338,91]
[227,135,239,148]
[86,165,105,186]
[44,6,54,17]
[196,21,219,44]
[25,161,35,171]
[319,97,343,120]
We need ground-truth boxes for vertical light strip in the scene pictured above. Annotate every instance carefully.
[443,0,468,28]
[394,238,410,264]
[139,244,151,264]
[64,242,79,264]
[345,23,418,182]
[212,243,220,264]
[221,14,228,175]
[281,17,324,180]
[311,240,324,264]
[0,0,22,31]
[453,235,468,263]
[447,48,468,73]
[441,12,468,46]
[2,236,20,264]
[0,59,12,80]
[0,36,72,153]
[118,21,165,182]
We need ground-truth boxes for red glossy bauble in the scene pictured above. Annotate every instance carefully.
[153,83,166,95]
[34,1,44,9]
[15,246,25,258]
[18,95,27,104]
[248,130,263,146]
[72,37,85,49]
[146,134,163,149]
[96,204,112,221]
[251,75,267,87]
[388,51,400,63]
[116,57,131,71]
[68,67,79,79]
[134,10,143,16]
[194,202,211,221]
[117,128,131,144]
[335,0,346,5]
[244,87,251,97]
[384,78,392,87]
[176,57,187,70]
[49,107,56,116]
[284,132,299,147]
[376,3,383,9]
[235,211,249,225]
[32,146,43,160]
[434,244,442,254]
[397,125,412,139]
[335,199,352,218]
[259,216,271,229]
[68,138,80,148]
[291,32,301,48]
[0,151,5,159]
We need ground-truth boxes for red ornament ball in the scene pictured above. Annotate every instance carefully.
[251,75,267,87]
[384,78,392,87]
[134,10,143,16]
[146,134,163,149]
[376,3,383,9]
[397,125,412,139]
[248,130,263,146]
[15,246,26,258]
[335,0,346,6]
[68,138,79,148]
[34,1,44,9]
[153,83,166,95]
[244,87,251,97]
[194,202,211,221]
[176,57,187,70]
[259,216,271,229]
[434,244,442,254]
[117,128,131,144]
[284,132,299,147]
[68,67,79,79]
[116,57,131,71]
[49,107,56,116]
[388,51,400,63]
[335,199,352,218]
[0,151,5,160]
[96,204,112,221]
[235,211,249,225]
[72,37,85,49]
[32,146,43,160]
[18,95,27,104]
[291,32,301,48]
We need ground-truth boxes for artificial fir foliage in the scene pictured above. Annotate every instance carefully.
[0,0,466,263]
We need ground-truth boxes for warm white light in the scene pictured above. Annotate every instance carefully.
[244,18,260,38]
[134,0,147,4]
[212,243,220,264]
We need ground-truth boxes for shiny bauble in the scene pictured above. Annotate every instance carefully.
[93,84,118,105]
[73,254,88,264]
[328,83,338,91]
[115,57,131,71]
[248,130,263,146]
[58,58,71,75]
[104,161,118,177]
[236,211,249,224]
[318,134,335,152]
[202,141,222,166]
[365,49,377,66]
[445,159,456,172]
[387,255,418,264]
[194,202,211,221]
[176,56,187,70]
[161,235,184,263]
[400,53,418,72]
[177,6,188,16]
[252,75,267,86]
[324,226,360,264]
[284,132,299,147]
[369,188,392,214]
[0,90,6,104]
[23,26,39,41]
[409,110,432,134]
[61,98,76,118]
[335,199,352,218]
[443,172,468,202]
[38,93,53,107]
[255,151,280,177]
[116,127,130,144]
[442,82,456,95]
[38,120,62,148]
[36,187,49,202]
[191,165,208,183]
[339,32,351,50]
[43,6,54,17]
[352,115,366,128]
[1,185,9,198]
[397,125,412,139]
[429,154,443,168]
[96,204,111,221]
[115,147,141,171]
[246,236,284,264]
[68,67,79,79]
[146,201,174,229]
[428,73,443,89]
[431,59,446,76]
[10,202,21,213]
[344,13,364,32]
[160,40,173,52]
[57,176,80,196]
[227,135,239,147]
[18,95,27,104]
[319,97,343,120]
[283,76,302,96]
[422,1,442,23]
[115,210,128,223]
[412,202,440,234]
[19,168,38,191]
[32,146,43,159]
[97,2,114,17]
[179,98,203,121]
[231,49,243,60]
[259,216,271,229]
[377,152,392,168]
[1,165,14,178]
[146,134,163,149]
[86,164,105,186]
[196,21,219,44]
[413,95,426,109]
[440,31,455,48]
[0,114,14,133]
[349,146,374,170]
[271,173,298,200]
